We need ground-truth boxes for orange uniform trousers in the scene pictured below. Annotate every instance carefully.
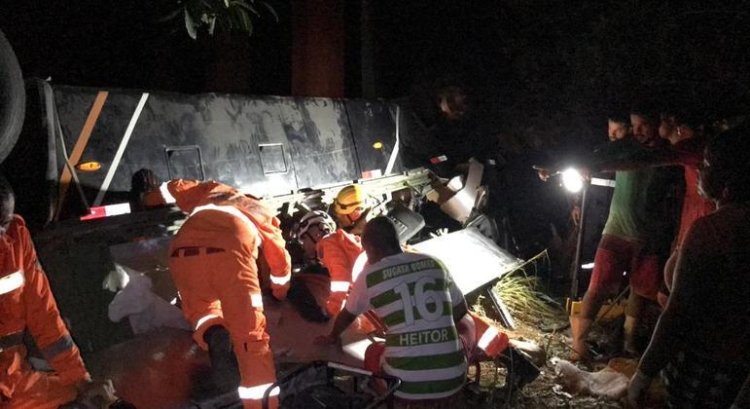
[169,243,278,409]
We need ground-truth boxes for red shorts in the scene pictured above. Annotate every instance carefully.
[588,234,661,300]
[364,342,386,375]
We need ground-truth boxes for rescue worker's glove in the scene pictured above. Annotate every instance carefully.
[532,165,555,182]
[348,207,371,237]
[272,283,289,301]
[325,299,343,318]
[427,171,454,203]
[72,378,119,409]
[626,370,652,408]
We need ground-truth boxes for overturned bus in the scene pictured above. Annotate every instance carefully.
[0,31,524,409]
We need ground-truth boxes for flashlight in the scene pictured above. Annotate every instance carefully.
[561,168,584,193]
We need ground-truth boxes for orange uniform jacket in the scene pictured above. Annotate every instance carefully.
[167,180,292,300]
[316,229,363,316]
[0,216,89,402]
[141,189,168,209]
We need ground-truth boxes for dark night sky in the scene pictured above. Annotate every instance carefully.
[0,0,292,94]
[2,0,749,147]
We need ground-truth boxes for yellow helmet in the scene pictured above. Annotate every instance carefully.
[334,185,366,217]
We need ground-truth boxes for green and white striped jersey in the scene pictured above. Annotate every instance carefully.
[346,252,466,400]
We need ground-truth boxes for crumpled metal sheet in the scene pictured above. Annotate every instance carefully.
[413,228,523,295]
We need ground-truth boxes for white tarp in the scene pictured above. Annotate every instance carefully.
[104,237,189,334]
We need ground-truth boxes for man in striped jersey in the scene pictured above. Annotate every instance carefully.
[317,216,468,401]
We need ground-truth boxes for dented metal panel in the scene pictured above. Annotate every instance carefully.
[413,228,523,294]
[53,90,396,207]
[8,81,406,224]
[277,97,359,188]
[344,99,404,177]
[53,89,304,201]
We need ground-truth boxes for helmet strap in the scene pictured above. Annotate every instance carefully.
[302,231,319,244]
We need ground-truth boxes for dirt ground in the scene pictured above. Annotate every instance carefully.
[490,322,625,409]
[447,268,636,409]
[451,313,628,409]
[379,315,629,409]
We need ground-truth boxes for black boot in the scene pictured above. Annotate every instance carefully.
[204,325,241,395]
[109,399,138,409]
[498,347,540,391]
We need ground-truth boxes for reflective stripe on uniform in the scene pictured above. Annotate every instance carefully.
[159,182,176,204]
[190,204,290,287]
[41,334,75,361]
[351,253,368,282]
[250,293,264,308]
[476,325,500,352]
[190,204,263,247]
[237,383,280,400]
[194,314,220,331]
[0,271,24,295]
[269,273,291,286]
[330,281,350,293]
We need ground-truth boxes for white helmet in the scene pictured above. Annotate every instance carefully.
[296,210,336,243]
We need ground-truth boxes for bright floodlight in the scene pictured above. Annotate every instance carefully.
[562,168,584,193]
[581,262,595,270]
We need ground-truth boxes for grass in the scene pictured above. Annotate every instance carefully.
[472,250,566,329]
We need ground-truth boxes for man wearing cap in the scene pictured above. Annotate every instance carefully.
[164,179,291,409]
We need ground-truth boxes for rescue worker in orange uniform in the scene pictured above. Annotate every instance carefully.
[130,168,167,211]
[164,179,291,409]
[286,210,338,322]
[317,185,369,318]
[0,175,114,408]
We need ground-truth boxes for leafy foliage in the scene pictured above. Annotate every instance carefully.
[165,0,279,39]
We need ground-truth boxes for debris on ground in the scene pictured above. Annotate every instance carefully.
[552,358,630,400]
[464,262,632,409]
